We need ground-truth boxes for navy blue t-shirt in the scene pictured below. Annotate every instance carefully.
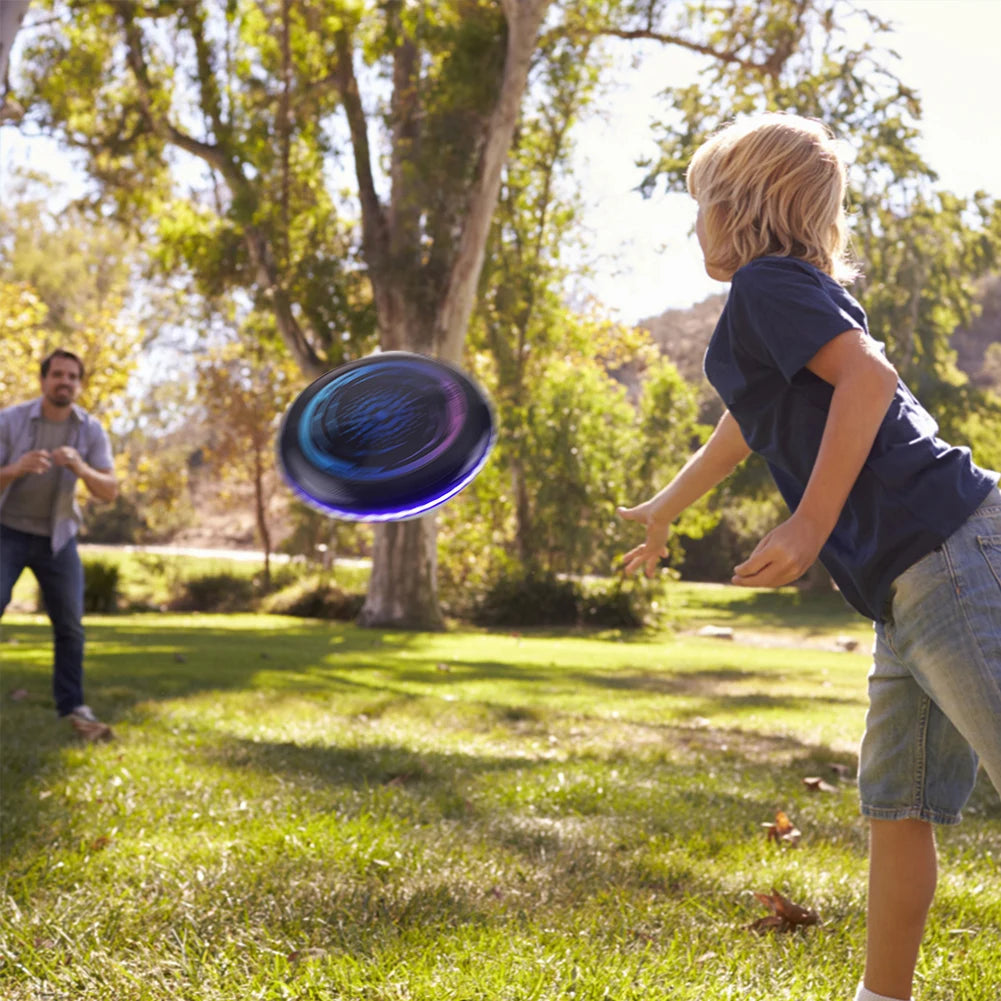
[704,255,998,621]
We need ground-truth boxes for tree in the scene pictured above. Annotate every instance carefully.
[0,280,139,419]
[0,178,144,418]
[630,0,1001,411]
[196,329,299,588]
[12,0,554,628]
[11,0,946,624]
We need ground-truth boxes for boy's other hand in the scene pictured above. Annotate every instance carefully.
[732,514,825,588]
[618,503,670,578]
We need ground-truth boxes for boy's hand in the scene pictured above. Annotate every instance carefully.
[732,513,825,588]
[618,503,670,578]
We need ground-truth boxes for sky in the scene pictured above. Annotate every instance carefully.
[3,0,1000,327]
[574,0,1001,322]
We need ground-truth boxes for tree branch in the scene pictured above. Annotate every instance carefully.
[117,4,236,182]
[333,28,390,278]
[435,0,550,363]
[599,27,779,78]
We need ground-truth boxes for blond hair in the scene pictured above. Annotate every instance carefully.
[686,113,857,283]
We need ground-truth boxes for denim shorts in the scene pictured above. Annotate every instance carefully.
[858,486,1001,825]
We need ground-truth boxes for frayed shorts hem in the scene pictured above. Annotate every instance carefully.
[859,803,962,826]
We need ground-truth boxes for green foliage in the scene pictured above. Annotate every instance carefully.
[678,490,786,582]
[259,574,366,620]
[519,353,637,574]
[630,0,1001,435]
[80,495,145,545]
[632,354,715,552]
[856,192,1001,396]
[0,186,144,422]
[279,503,372,563]
[437,451,516,618]
[923,382,1001,474]
[172,572,257,613]
[474,569,659,629]
[81,559,120,614]
[475,571,581,627]
[578,575,661,629]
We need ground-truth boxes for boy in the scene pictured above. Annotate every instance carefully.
[619,114,1001,1001]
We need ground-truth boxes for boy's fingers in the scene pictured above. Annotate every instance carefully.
[733,549,770,579]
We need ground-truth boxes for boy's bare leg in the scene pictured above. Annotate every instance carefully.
[864,818,938,999]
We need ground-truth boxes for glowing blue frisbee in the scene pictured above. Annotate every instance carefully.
[278,352,496,521]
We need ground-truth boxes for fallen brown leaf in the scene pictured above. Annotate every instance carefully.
[802,776,838,794]
[748,888,819,933]
[762,809,801,847]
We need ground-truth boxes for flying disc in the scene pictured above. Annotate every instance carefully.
[278,351,495,521]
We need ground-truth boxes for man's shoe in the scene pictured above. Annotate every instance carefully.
[66,705,114,742]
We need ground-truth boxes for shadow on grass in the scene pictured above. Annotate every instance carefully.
[195,725,859,879]
[0,615,431,859]
[0,611,861,870]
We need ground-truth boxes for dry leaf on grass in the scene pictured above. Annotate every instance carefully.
[748,888,819,933]
[762,809,801,847]
[802,776,838,793]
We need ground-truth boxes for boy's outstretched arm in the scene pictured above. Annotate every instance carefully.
[732,328,898,588]
[619,410,751,578]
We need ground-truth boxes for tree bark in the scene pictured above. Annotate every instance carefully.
[253,441,272,590]
[357,516,444,630]
[0,0,30,82]
[354,1,550,629]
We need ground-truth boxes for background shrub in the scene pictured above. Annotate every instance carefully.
[82,559,120,613]
[579,578,658,629]
[172,572,256,612]
[260,575,365,620]
[474,569,662,629]
[474,572,580,627]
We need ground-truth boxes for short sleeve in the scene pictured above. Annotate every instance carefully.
[728,259,865,383]
[84,418,114,471]
[0,413,10,467]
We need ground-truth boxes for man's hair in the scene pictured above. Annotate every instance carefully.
[40,349,85,381]
[686,113,857,283]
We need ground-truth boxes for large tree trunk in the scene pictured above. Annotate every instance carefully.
[358,516,444,630]
[342,0,550,629]
[0,0,30,82]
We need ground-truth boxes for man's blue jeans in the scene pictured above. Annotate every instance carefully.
[0,524,85,716]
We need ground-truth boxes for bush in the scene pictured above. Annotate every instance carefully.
[474,571,580,627]
[80,495,143,544]
[259,575,365,620]
[579,578,657,629]
[474,569,663,629]
[82,559,120,613]
[172,572,256,612]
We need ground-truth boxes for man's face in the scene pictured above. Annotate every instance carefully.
[41,357,83,409]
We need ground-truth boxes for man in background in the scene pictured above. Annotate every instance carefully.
[1,349,118,740]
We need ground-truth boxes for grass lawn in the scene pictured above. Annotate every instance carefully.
[1,586,998,1000]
